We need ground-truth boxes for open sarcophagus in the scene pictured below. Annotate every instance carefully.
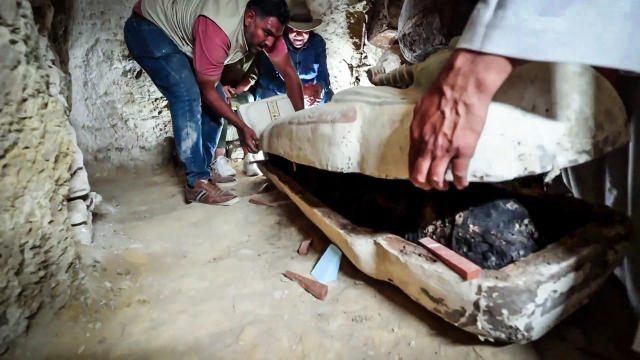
[259,158,629,343]
[243,52,631,343]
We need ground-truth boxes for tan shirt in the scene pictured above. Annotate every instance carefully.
[141,0,250,64]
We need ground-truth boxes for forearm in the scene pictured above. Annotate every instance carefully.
[235,76,254,94]
[236,62,258,93]
[246,60,259,87]
[322,87,334,102]
[316,43,332,99]
[201,86,247,130]
[316,61,331,95]
[318,79,332,101]
[284,74,304,111]
[269,52,304,111]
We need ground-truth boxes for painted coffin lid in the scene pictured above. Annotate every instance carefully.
[260,62,629,182]
[238,95,295,136]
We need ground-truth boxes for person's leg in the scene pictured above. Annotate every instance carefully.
[231,91,262,176]
[200,110,222,171]
[629,105,640,351]
[202,84,237,185]
[200,83,229,168]
[622,82,640,351]
[204,107,236,183]
[561,145,628,212]
[215,120,227,158]
[625,85,640,317]
[562,79,640,321]
[124,14,210,187]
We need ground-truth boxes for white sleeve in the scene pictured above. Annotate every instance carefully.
[456,0,640,73]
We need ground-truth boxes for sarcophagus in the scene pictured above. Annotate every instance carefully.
[243,51,631,343]
[260,160,629,343]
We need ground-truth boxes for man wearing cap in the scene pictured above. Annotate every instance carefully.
[255,0,333,106]
[124,0,304,206]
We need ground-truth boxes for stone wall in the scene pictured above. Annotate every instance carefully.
[0,0,78,353]
[300,0,401,88]
[68,0,172,169]
[67,0,400,169]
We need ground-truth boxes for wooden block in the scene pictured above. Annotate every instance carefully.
[248,190,290,207]
[283,270,328,300]
[417,237,482,281]
[297,240,312,256]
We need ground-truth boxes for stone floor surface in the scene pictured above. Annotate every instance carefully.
[3,164,640,359]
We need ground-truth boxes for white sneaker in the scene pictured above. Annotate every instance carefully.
[212,156,236,177]
[243,153,263,177]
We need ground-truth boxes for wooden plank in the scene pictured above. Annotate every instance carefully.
[417,237,482,281]
[283,270,328,300]
[248,190,290,207]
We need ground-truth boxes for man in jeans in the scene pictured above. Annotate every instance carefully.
[124,0,304,205]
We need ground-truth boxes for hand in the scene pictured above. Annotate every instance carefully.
[240,125,260,153]
[223,82,251,100]
[234,78,253,95]
[222,85,234,102]
[302,83,323,106]
[409,50,513,191]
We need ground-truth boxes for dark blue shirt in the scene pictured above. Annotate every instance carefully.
[255,32,333,103]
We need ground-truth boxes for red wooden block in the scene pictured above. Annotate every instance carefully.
[283,270,328,300]
[418,237,482,280]
[297,240,312,256]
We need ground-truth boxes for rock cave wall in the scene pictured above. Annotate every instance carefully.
[68,1,172,169]
[0,0,79,353]
[67,0,400,169]
[0,0,403,350]
[308,0,401,88]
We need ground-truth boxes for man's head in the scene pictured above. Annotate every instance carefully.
[244,0,290,53]
[286,26,310,49]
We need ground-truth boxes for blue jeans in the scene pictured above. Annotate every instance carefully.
[124,14,225,187]
[255,87,280,101]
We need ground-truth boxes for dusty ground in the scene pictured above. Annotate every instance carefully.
[3,164,640,359]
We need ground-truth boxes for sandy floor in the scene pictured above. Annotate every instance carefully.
[4,164,640,359]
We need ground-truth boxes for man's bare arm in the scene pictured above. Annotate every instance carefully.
[196,73,259,153]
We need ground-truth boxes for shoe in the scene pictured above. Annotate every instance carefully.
[243,153,263,177]
[212,156,238,188]
[212,156,236,177]
[185,179,239,206]
[212,171,238,189]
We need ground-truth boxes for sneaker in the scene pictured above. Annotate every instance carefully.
[212,170,238,188]
[185,179,239,206]
[243,153,263,177]
[212,156,236,177]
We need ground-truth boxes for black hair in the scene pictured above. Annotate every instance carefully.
[246,0,290,25]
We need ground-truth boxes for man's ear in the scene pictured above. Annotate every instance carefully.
[244,9,255,26]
